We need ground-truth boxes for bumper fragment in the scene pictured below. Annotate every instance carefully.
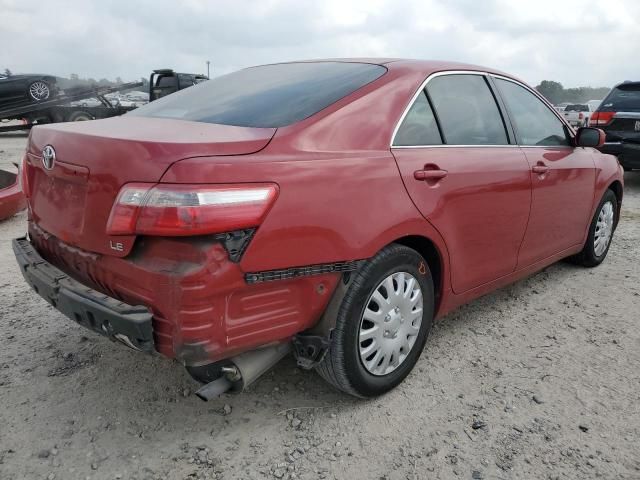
[12,237,154,352]
[0,170,26,221]
[599,141,640,169]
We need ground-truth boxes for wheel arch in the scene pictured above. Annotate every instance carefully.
[608,180,623,228]
[391,235,444,315]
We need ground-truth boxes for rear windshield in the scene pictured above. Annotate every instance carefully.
[600,83,640,111]
[130,62,387,128]
[565,104,588,112]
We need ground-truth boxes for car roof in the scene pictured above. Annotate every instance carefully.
[613,80,640,89]
[266,58,519,82]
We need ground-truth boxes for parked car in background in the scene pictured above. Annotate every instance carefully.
[563,103,596,127]
[590,81,640,171]
[124,91,149,105]
[553,105,566,113]
[588,99,603,111]
[14,59,623,400]
[0,73,59,107]
[69,97,103,108]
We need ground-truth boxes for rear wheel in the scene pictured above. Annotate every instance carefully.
[68,111,94,122]
[28,80,51,102]
[316,244,434,397]
[570,189,617,267]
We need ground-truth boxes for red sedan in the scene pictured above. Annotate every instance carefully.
[13,59,623,398]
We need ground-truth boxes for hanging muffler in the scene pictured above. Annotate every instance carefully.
[195,342,291,401]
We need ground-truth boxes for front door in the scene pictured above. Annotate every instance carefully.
[391,73,532,294]
[493,78,596,267]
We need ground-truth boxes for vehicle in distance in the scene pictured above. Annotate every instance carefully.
[14,59,623,399]
[587,99,603,111]
[149,69,208,101]
[0,73,59,107]
[590,81,640,171]
[563,103,596,127]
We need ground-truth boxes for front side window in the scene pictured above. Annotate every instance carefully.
[495,78,569,147]
[393,91,442,146]
[426,74,508,145]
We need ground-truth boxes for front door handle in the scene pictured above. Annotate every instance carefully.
[532,164,550,175]
[414,169,448,181]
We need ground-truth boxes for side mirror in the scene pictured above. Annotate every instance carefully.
[575,127,605,148]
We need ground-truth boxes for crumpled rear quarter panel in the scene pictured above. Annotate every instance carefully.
[28,223,339,365]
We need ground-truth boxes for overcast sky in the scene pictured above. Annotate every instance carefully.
[1,0,638,88]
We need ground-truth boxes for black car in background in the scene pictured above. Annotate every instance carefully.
[590,81,640,171]
[0,73,59,108]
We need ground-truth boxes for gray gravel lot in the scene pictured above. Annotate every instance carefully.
[1,133,639,480]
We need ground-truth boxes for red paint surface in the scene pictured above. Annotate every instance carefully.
[0,173,26,221]
[22,60,624,365]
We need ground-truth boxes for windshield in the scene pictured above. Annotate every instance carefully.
[601,83,640,111]
[130,62,387,128]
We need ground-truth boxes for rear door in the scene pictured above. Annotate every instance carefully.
[392,73,532,294]
[493,77,596,267]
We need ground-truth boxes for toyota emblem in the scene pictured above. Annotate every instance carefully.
[42,145,56,170]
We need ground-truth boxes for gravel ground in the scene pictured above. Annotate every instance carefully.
[1,133,639,480]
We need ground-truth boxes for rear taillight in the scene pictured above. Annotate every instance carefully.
[578,112,584,120]
[107,183,279,236]
[589,111,615,126]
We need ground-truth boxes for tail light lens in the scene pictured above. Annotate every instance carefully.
[578,112,584,120]
[107,183,279,236]
[589,111,615,127]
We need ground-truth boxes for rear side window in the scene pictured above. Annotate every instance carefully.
[426,74,508,145]
[131,62,387,128]
[393,91,442,146]
[601,83,640,111]
[495,78,569,147]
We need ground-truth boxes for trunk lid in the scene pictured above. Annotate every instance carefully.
[26,116,275,256]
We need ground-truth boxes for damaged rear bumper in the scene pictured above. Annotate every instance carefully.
[12,237,154,352]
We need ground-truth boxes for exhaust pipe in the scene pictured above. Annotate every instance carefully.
[195,343,291,401]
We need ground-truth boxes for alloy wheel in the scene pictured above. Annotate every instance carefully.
[29,81,50,101]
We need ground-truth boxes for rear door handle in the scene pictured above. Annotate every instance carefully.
[532,164,550,174]
[414,169,448,181]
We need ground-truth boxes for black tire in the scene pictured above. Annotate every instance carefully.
[68,111,93,122]
[316,244,434,397]
[569,189,618,267]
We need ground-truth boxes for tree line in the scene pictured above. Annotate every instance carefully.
[535,80,611,105]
